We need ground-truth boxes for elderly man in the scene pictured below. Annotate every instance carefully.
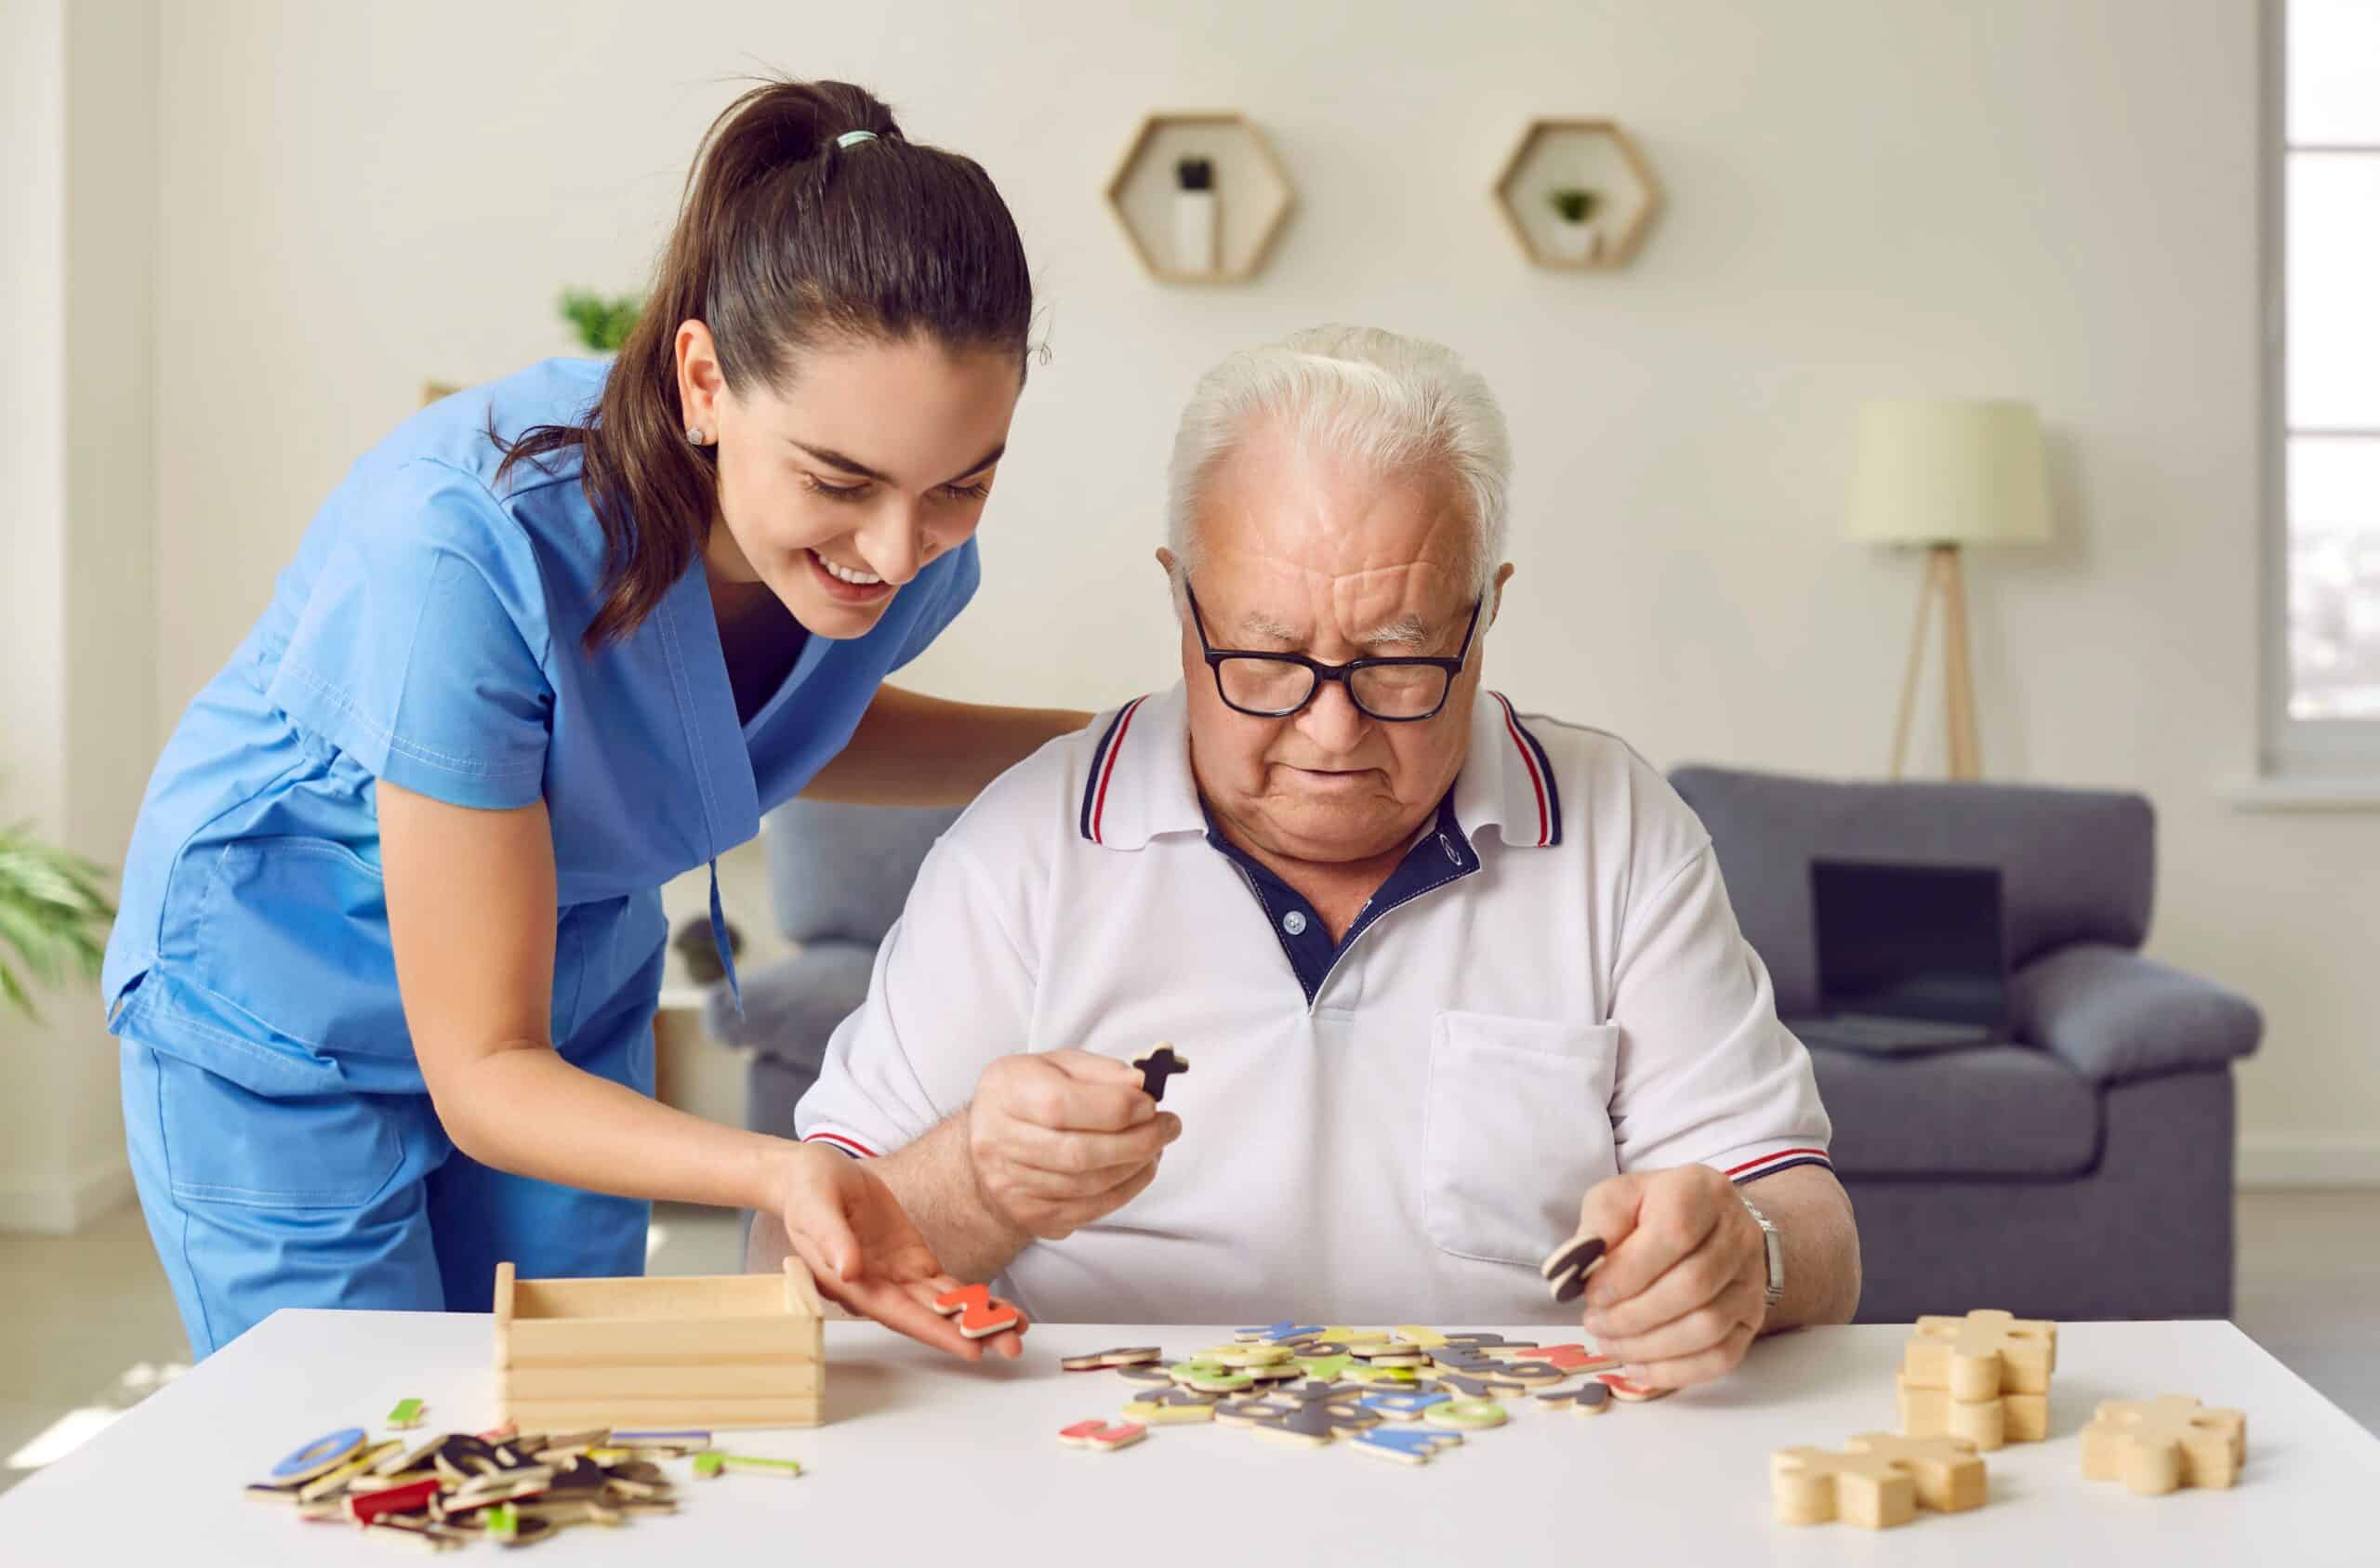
[767,325,1859,1390]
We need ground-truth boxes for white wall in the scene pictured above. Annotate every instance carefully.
[147,1,2378,1179]
[1,0,159,1231]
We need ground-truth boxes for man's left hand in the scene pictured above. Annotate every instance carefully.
[1572,1165,1767,1390]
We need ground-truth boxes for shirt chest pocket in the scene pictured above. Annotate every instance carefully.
[1421,1010,1620,1269]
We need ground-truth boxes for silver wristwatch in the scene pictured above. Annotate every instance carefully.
[1739,1192,1786,1309]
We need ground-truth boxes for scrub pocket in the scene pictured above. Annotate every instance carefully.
[192,837,414,1059]
[1421,1011,1620,1267]
[154,1048,408,1207]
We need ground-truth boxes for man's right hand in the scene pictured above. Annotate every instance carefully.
[964,1050,1180,1240]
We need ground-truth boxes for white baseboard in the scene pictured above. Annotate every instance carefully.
[0,1156,136,1233]
[2238,1134,2380,1189]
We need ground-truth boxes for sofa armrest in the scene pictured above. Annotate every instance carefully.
[700,942,878,1065]
[2008,942,2263,1086]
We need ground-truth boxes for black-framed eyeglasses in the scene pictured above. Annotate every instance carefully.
[1185,582,1483,722]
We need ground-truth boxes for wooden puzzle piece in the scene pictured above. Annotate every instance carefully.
[345,1478,439,1523]
[1359,1390,1453,1421]
[1844,1432,1987,1513]
[1170,1360,1257,1393]
[1896,1373,2010,1451]
[1058,1418,1148,1452]
[385,1399,426,1430]
[1423,1399,1508,1431]
[1540,1232,1607,1304]
[1243,1364,1302,1384]
[1352,1427,1463,1466]
[1344,1364,1424,1387]
[1394,1324,1450,1349]
[1131,1044,1190,1102]
[692,1452,804,1479]
[1474,1360,1568,1390]
[374,1434,446,1479]
[1528,1344,1621,1375]
[1275,1378,1368,1408]
[1533,1382,1612,1416]
[271,1428,367,1483]
[932,1283,1025,1339]
[1596,1375,1673,1403]
[1290,1352,1355,1382]
[298,1443,404,1503]
[1903,1310,2057,1400]
[1209,1342,1296,1367]
[1214,1397,1293,1427]
[1250,1403,1378,1447]
[1123,1388,1222,1424]
[1427,1374,1501,1401]
[1115,1363,1179,1386]
[2080,1395,2247,1496]
[1438,1333,1536,1353]
[1064,1346,1161,1371]
[1772,1446,1917,1530]
[1318,1326,1395,1345]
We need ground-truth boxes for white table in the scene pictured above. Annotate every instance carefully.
[6,1312,2374,1563]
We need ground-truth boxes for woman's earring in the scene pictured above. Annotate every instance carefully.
[685,427,707,445]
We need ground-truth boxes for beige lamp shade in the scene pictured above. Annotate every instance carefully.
[1845,399,2053,547]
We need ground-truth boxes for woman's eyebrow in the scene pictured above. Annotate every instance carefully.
[788,439,1006,488]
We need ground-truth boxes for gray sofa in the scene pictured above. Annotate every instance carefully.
[725,773,2263,1324]
[1670,766,2263,1323]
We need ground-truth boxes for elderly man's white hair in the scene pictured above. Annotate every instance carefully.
[1165,324,1513,601]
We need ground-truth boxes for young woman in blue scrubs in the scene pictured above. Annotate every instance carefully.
[102,81,1074,1360]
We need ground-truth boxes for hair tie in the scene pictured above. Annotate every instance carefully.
[835,130,879,150]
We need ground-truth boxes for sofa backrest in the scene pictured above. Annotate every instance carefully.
[761,799,967,946]
[1667,766,2155,1017]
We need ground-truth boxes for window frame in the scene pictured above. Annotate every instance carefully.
[2262,0,2380,778]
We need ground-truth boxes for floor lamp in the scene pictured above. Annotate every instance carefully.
[1846,400,2052,781]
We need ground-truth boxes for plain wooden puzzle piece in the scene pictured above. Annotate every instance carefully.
[932,1283,1024,1338]
[1064,1346,1162,1371]
[1058,1418,1147,1452]
[2080,1395,2247,1496]
[1773,1445,1918,1530]
[1131,1044,1190,1102]
[1844,1432,1988,1513]
[1896,1373,2010,1451]
[1903,1310,2057,1399]
[1540,1232,1607,1304]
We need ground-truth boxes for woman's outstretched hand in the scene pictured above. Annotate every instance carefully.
[768,1141,1029,1361]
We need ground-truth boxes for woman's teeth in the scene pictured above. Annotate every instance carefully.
[814,552,884,586]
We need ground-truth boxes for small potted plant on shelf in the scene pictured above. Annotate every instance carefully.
[559,289,643,354]
[1545,187,1603,264]
[0,813,113,1021]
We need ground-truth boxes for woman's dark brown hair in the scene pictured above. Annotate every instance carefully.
[495,79,1035,649]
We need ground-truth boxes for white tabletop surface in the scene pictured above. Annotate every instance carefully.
[6,1311,2375,1564]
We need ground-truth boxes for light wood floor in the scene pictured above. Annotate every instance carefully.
[3,1191,2373,1495]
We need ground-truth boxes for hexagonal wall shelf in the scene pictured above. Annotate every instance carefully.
[1492,118,1662,270]
[1105,112,1295,285]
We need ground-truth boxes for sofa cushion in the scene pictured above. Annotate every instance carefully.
[1809,1043,2101,1179]
[2012,943,2264,1086]
[1669,765,2154,1018]
[761,800,965,945]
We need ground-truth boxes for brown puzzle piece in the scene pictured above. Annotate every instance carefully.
[1903,1310,2057,1400]
[2080,1395,2247,1496]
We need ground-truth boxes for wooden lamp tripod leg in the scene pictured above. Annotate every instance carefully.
[1938,543,1981,780]
[1888,548,1940,781]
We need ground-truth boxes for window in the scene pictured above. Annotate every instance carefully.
[2269,0,2380,769]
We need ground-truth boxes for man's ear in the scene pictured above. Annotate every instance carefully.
[1489,563,1515,625]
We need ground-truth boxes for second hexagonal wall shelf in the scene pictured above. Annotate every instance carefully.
[1493,118,1662,270]
[1105,112,1295,284]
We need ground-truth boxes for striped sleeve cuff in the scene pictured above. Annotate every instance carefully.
[1718,1145,1833,1184]
[801,1130,881,1160]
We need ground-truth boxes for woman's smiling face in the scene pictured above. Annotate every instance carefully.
[677,322,1023,638]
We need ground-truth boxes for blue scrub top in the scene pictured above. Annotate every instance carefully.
[102,357,979,1097]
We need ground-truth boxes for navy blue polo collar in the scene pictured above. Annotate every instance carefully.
[1078,683,1563,854]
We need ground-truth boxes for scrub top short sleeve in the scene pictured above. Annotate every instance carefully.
[886,539,982,674]
[265,459,556,810]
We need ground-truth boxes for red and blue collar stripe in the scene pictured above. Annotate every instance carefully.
[1079,696,1150,847]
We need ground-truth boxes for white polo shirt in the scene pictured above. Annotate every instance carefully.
[796,683,1831,1326]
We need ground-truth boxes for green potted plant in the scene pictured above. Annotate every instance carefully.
[0,818,113,1021]
[1545,186,1603,264]
[559,289,643,354]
